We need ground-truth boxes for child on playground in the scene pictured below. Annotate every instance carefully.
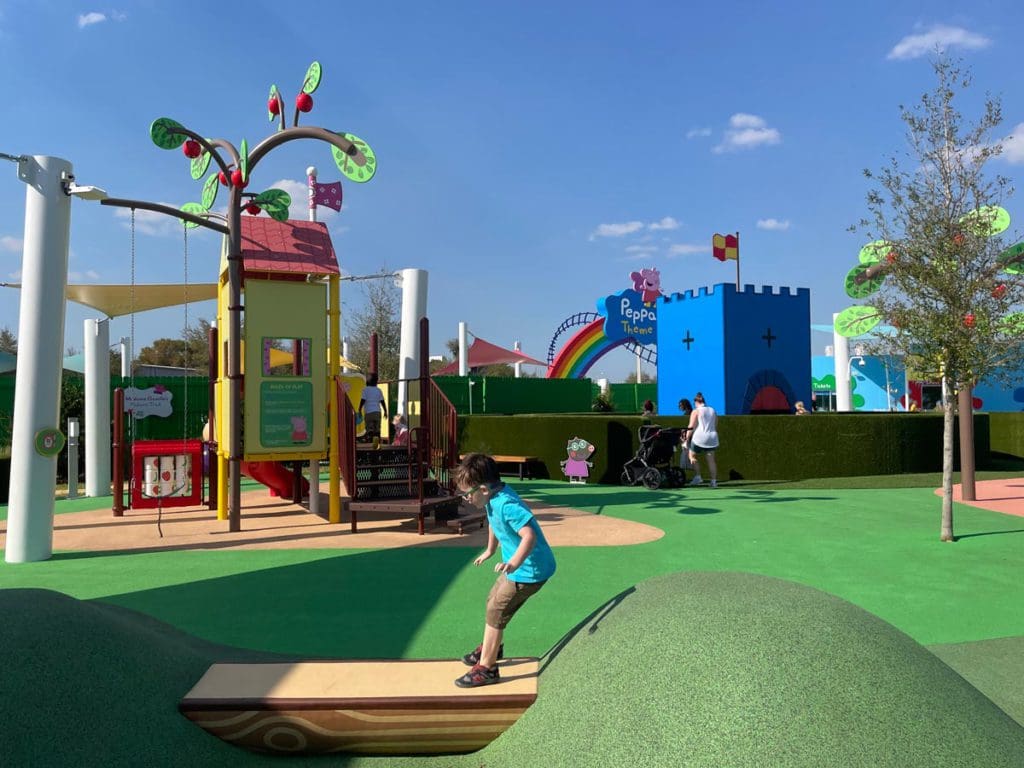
[391,414,409,446]
[454,453,556,688]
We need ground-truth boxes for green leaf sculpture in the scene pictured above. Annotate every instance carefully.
[998,312,1024,336]
[960,205,1011,237]
[252,189,292,222]
[997,241,1024,275]
[190,147,212,181]
[844,264,885,299]
[332,133,377,183]
[267,84,278,122]
[834,305,882,338]
[180,202,206,229]
[201,173,219,209]
[858,240,890,265]
[240,139,248,183]
[150,117,187,150]
[302,62,322,94]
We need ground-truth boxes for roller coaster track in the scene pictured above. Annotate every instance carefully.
[547,312,658,368]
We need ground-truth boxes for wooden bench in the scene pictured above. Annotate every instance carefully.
[460,454,540,480]
[447,511,487,535]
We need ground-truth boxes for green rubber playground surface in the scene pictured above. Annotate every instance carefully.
[2,479,1023,766]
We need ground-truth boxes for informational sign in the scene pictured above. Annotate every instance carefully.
[259,381,313,447]
[34,427,65,457]
[123,386,174,419]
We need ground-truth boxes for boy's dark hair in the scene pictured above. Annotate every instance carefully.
[454,453,500,487]
[366,374,378,387]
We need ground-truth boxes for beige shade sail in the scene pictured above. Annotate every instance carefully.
[2,283,218,318]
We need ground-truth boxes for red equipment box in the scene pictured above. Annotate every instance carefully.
[131,439,203,509]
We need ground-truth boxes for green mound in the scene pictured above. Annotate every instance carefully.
[0,589,325,767]
[478,572,1024,768]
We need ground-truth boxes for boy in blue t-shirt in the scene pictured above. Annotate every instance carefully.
[453,453,556,688]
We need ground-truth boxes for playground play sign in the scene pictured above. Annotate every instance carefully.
[123,386,174,419]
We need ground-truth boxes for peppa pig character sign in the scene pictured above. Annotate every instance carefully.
[561,436,596,484]
[630,267,663,305]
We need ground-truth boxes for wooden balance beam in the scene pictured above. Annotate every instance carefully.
[179,658,539,756]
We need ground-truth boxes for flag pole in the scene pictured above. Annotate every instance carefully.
[735,230,740,289]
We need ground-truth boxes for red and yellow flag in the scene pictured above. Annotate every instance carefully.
[712,233,739,261]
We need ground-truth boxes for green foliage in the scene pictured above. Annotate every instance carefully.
[149,117,186,150]
[844,264,884,299]
[134,318,212,372]
[331,133,377,183]
[0,326,16,354]
[251,189,290,222]
[854,58,1022,388]
[189,148,211,180]
[201,173,219,209]
[834,305,882,338]
[179,203,205,229]
[302,61,322,94]
[592,391,614,412]
[239,138,248,181]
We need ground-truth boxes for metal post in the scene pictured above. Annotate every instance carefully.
[66,418,79,500]
[84,318,111,496]
[112,388,125,516]
[6,155,72,563]
[458,322,468,377]
[833,312,852,412]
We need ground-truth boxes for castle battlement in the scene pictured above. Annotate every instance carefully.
[661,283,810,304]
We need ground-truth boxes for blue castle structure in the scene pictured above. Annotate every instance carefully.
[657,284,811,415]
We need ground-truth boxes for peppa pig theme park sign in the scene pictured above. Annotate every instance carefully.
[600,268,663,344]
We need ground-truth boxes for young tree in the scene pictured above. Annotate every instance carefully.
[842,57,1024,541]
[346,279,402,382]
[0,326,16,355]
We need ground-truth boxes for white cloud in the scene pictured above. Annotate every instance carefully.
[113,204,187,237]
[625,245,658,254]
[589,221,644,240]
[757,218,791,231]
[7,269,21,280]
[78,12,107,28]
[648,216,680,231]
[1,236,23,252]
[887,25,991,61]
[68,270,101,282]
[667,243,710,256]
[269,178,339,223]
[713,113,782,153]
[686,127,711,139]
[1002,123,1024,164]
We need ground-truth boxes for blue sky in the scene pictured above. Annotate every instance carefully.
[1,1,1023,381]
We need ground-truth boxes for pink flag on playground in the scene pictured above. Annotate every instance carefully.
[314,181,343,211]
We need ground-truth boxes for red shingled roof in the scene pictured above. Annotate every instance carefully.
[239,217,339,277]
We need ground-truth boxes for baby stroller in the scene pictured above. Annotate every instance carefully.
[621,424,687,490]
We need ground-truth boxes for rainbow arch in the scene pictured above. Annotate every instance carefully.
[547,318,629,378]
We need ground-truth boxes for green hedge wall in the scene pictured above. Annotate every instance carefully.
[988,412,1024,459]
[456,412,993,482]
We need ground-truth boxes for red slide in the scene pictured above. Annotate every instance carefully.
[241,461,309,499]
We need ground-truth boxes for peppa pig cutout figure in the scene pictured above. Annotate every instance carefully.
[290,416,309,443]
[629,267,663,306]
[561,436,596,484]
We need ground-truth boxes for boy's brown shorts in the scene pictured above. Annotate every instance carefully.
[485,574,547,630]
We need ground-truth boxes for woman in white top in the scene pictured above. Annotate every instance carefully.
[684,392,719,488]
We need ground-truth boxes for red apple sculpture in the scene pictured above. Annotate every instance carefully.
[182,140,201,158]
[992,284,1007,299]
[218,171,230,186]
[886,251,896,264]
[231,169,247,188]
[268,97,280,115]
[245,203,261,215]
[296,93,313,113]
[964,313,975,328]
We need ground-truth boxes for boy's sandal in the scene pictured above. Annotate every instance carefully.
[455,664,501,688]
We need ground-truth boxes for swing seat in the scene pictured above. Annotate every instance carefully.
[131,439,204,509]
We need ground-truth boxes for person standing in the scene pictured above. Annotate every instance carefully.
[359,374,387,445]
[794,401,809,415]
[677,398,694,474]
[685,392,719,488]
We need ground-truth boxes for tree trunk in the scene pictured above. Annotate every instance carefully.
[940,378,956,542]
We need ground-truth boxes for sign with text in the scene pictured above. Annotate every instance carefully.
[259,381,313,447]
[123,386,174,419]
[599,288,658,345]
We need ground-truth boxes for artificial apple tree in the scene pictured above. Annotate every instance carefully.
[835,57,1024,540]
[102,62,377,531]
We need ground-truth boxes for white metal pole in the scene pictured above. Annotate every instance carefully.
[307,166,317,223]
[397,269,428,410]
[66,418,79,500]
[84,318,111,496]
[458,322,468,377]
[119,336,130,379]
[513,340,522,379]
[833,313,852,412]
[6,155,73,563]
[635,352,642,383]
[341,338,350,374]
